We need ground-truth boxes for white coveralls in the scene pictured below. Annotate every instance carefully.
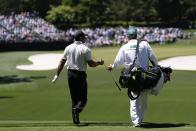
[112,39,159,126]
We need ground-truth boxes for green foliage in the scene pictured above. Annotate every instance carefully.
[0,0,195,28]
[19,0,33,12]
[80,0,108,26]
[47,0,109,28]
[46,5,75,28]
[106,0,131,21]
[154,0,192,22]
[62,0,80,6]
[0,0,21,14]
[62,0,72,5]
[0,0,61,17]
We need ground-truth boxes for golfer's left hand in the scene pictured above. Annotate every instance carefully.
[51,75,58,83]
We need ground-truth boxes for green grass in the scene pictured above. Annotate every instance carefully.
[0,35,196,130]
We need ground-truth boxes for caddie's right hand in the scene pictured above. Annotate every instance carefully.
[107,64,113,71]
[51,75,58,83]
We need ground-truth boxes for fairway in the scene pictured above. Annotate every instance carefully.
[0,39,196,130]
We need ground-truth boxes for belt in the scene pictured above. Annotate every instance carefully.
[68,69,85,74]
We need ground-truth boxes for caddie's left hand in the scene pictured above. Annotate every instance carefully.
[51,75,58,83]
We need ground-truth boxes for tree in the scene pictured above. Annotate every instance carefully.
[0,0,21,14]
[79,0,108,27]
[19,0,62,17]
[62,0,80,6]
[46,5,76,28]
[106,0,131,21]
[141,0,159,23]
[154,0,193,27]
[155,0,185,22]
[106,0,158,24]
[45,0,193,28]
[184,0,196,28]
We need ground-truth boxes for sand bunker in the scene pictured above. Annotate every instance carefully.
[158,56,196,71]
[16,54,196,71]
[16,54,63,71]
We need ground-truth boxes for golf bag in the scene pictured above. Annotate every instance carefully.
[119,66,162,100]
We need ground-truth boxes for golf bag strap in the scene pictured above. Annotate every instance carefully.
[149,58,156,67]
[128,39,140,72]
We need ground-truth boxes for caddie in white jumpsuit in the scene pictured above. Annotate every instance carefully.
[107,26,158,127]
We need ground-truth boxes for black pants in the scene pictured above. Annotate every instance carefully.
[67,69,87,113]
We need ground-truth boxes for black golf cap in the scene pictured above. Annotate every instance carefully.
[75,31,85,41]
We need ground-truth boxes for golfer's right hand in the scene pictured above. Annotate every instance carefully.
[51,75,58,83]
[98,59,104,65]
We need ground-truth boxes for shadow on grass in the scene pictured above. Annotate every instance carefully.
[76,122,189,128]
[0,121,189,128]
[76,122,130,127]
[0,75,47,84]
[0,96,14,99]
[139,122,188,128]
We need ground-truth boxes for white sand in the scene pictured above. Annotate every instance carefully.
[158,55,196,71]
[16,54,196,71]
[16,53,63,71]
